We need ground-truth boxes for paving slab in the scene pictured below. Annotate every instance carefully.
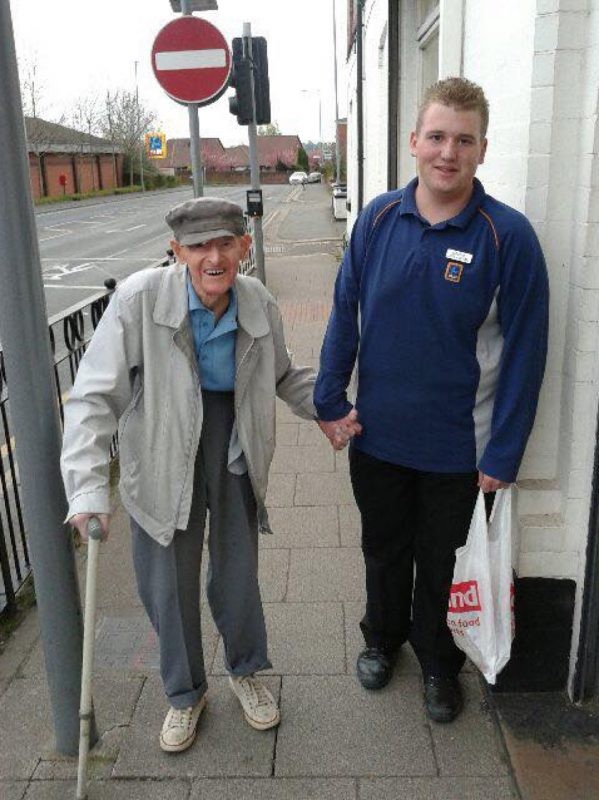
[358,776,518,799]
[190,777,358,799]
[295,472,355,506]
[275,422,299,446]
[266,473,296,507]
[0,678,55,781]
[24,779,192,799]
[298,422,327,447]
[275,674,436,777]
[429,675,510,776]
[339,504,362,547]
[113,675,279,778]
[213,602,345,676]
[270,444,335,474]
[0,782,28,800]
[287,547,365,602]
[260,506,340,549]
[257,548,289,603]
[0,608,41,682]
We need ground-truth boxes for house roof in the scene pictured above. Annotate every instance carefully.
[223,145,250,168]
[255,135,303,168]
[25,117,121,154]
[163,137,226,169]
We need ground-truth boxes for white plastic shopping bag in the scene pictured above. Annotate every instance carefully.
[447,488,515,684]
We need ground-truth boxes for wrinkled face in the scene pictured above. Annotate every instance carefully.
[171,234,252,307]
[409,102,487,204]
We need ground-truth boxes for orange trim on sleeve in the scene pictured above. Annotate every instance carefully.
[478,208,500,250]
[373,199,402,230]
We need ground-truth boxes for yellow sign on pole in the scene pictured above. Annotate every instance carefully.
[145,132,167,159]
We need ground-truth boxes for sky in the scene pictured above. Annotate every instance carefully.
[10,0,347,148]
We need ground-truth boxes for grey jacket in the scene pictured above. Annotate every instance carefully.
[61,264,316,546]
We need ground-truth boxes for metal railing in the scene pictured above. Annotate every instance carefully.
[0,232,256,617]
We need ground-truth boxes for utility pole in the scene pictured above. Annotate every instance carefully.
[243,22,266,283]
[181,0,204,197]
[0,2,94,755]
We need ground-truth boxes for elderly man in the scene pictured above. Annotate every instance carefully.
[316,77,549,722]
[62,197,317,752]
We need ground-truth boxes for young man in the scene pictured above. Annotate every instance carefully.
[62,197,317,752]
[315,78,549,722]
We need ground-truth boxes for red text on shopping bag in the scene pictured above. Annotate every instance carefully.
[447,580,482,612]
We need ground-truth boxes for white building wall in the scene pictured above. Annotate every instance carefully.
[363,0,389,204]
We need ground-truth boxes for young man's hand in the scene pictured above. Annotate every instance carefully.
[69,513,111,542]
[317,408,363,450]
[478,471,510,493]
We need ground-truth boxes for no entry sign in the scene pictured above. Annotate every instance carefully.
[151,17,231,106]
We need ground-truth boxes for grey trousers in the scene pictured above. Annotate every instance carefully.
[131,390,271,709]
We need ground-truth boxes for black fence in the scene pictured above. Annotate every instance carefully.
[0,225,256,617]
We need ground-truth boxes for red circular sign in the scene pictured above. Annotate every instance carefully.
[151,17,231,106]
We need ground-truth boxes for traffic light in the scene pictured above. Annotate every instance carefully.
[228,36,271,126]
[229,38,253,124]
[252,37,271,125]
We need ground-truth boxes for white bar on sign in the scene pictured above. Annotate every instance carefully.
[155,49,226,71]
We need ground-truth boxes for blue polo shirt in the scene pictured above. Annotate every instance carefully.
[186,272,237,391]
[314,178,549,483]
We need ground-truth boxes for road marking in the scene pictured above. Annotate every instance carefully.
[39,228,72,242]
[44,284,106,290]
[41,257,157,262]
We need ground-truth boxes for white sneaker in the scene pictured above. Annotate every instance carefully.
[229,674,281,730]
[159,695,206,752]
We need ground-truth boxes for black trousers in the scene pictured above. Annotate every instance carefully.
[349,447,484,678]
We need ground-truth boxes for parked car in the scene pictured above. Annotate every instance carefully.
[289,171,308,185]
[307,171,322,183]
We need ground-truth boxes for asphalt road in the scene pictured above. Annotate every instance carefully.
[35,184,292,319]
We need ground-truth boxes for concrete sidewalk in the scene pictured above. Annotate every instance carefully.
[0,184,519,800]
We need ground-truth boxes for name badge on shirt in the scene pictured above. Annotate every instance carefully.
[446,248,473,264]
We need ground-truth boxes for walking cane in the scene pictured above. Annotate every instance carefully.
[76,516,103,800]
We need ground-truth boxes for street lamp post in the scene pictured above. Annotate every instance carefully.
[300,89,322,144]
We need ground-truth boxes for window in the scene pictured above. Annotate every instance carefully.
[417,2,440,97]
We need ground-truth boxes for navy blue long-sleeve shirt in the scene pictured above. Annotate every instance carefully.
[314,178,549,483]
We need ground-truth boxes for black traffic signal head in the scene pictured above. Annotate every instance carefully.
[228,36,271,126]
[228,39,253,125]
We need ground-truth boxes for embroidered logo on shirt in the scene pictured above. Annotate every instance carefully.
[446,248,473,264]
[445,261,464,283]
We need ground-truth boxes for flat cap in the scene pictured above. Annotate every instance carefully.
[165,197,246,246]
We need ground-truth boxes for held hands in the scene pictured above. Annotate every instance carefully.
[478,471,510,493]
[69,513,111,542]
[318,408,363,451]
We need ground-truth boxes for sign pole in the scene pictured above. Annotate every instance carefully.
[243,22,266,284]
[181,0,204,197]
[0,2,94,755]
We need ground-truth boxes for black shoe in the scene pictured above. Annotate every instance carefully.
[423,675,463,723]
[356,647,396,690]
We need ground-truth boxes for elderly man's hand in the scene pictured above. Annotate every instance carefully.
[69,513,111,542]
[317,408,363,450]
[478,471,510,493]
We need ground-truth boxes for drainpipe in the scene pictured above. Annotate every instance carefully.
[387,0,399,191]
[573,400,599,701]
[356,0,364,213]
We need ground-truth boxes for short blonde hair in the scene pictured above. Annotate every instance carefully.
[416,77,489,137]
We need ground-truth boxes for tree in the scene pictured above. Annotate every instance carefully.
[20,57,63,197]
[296,146,309,172]
[101,90,157,186]
[71,96,102,191]
[257,121,281,136]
